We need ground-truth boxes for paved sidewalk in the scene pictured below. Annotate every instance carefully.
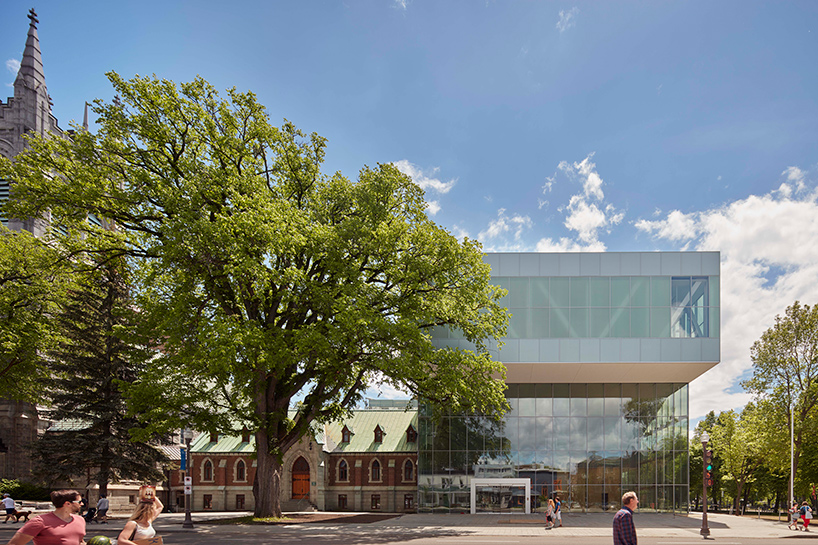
[2,510,814,540]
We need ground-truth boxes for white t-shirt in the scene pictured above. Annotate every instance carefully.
[96,497,109,510]
[2,497,15,509]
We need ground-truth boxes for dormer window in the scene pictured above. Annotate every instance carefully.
[406,425,417,443]
[209,432,218,443]
[341,425,352,443]
[374,425,384,443]
[241,428,250,443]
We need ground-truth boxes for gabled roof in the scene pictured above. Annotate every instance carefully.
[190,407,418,454]
[325,409,418,454]
[190,430,256,454]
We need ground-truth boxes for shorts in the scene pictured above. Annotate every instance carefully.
[97,509,108,517]
[5,508,15,515]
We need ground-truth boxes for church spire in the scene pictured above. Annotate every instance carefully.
[14,9,47,93]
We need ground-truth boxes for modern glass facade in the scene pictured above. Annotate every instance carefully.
[433,275,719,341]
[423,252,720,514]
[418,383,688,513]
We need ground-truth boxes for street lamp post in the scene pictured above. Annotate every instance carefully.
[790,398,794,516]
[182,431,194,529]
[701,431,710,539]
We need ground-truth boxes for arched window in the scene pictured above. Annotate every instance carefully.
[371,459,381,482]
[236,459,246,482]
[404,459,414,481]
[338,459,348,482]
[203,460,213,481]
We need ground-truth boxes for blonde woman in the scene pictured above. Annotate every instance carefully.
[545,498,556,529]
[117,492,163,545]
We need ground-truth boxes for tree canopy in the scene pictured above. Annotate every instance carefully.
[0,227,70,401]
[0,73,509,516]
[743,301,818,488]
[30,254,168,493]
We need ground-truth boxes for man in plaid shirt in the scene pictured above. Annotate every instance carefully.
[613,491,639,545]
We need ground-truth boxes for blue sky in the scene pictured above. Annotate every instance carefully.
[3,1,818,420]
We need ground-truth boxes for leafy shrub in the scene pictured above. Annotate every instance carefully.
[0,479,51,501]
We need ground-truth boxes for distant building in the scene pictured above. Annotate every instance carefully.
[187,401,419,512]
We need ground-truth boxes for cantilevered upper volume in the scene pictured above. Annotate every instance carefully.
[14,9,47,94]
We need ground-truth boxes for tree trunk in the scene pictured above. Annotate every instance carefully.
[99,459,109,496]
[253,429,283,518]
[735,481,744,515]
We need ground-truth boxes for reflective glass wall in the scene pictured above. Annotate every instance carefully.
[418,383,688,513]
[433,276,719,340]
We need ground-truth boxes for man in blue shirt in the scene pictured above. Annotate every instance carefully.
[613,491,638,545]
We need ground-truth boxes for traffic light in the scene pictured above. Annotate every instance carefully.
[704,449,713,487]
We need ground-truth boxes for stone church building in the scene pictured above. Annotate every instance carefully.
[0,9,68,481]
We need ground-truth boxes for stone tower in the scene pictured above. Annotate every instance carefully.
[0,9,63,481]
[0,8,63,236]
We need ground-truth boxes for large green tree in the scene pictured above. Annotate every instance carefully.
[709,406,765,514]
[0,73,509,517]
[743,301,818,491]
[30,255,168,494]
[0,227,69,401]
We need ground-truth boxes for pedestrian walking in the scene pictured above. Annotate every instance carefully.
[2,494,16,524]
[554,496,562,527]
[613,491,639,545]
[789,501,802,530]
[800,501,812,532]
[95,494,109,523]
[5,489,85,545]
[116,486,164,545]
[545,498,555,529]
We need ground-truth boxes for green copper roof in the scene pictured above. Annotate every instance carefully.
[326,409,418,453]
[190,408,418,454]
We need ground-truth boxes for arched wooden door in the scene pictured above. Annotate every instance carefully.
[292,456,310,499]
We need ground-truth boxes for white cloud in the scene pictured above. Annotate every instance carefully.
[554,153,624,245]
[6,59,20,74]
[542,173,556,194]
[635,168,818,419]
[782,166,806,193]
[535,237,605,252]
[450,224,470,242]
[393,159,457,216]
[564,196,607,243]
[393,0,409,10]
[556,7,579,33]
[478,208,534,250]
[393,160,456,194]
[634,209,698,241]
[5,59,19,86]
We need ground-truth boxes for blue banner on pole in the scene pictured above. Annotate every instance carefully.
[180,447,186,470]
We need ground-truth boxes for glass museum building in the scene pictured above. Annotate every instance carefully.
[421,252,720,514]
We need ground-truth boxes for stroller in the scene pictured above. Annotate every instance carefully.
[83,507,97,523]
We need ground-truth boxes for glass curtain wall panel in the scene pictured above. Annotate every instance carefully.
[418,383,688,513]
